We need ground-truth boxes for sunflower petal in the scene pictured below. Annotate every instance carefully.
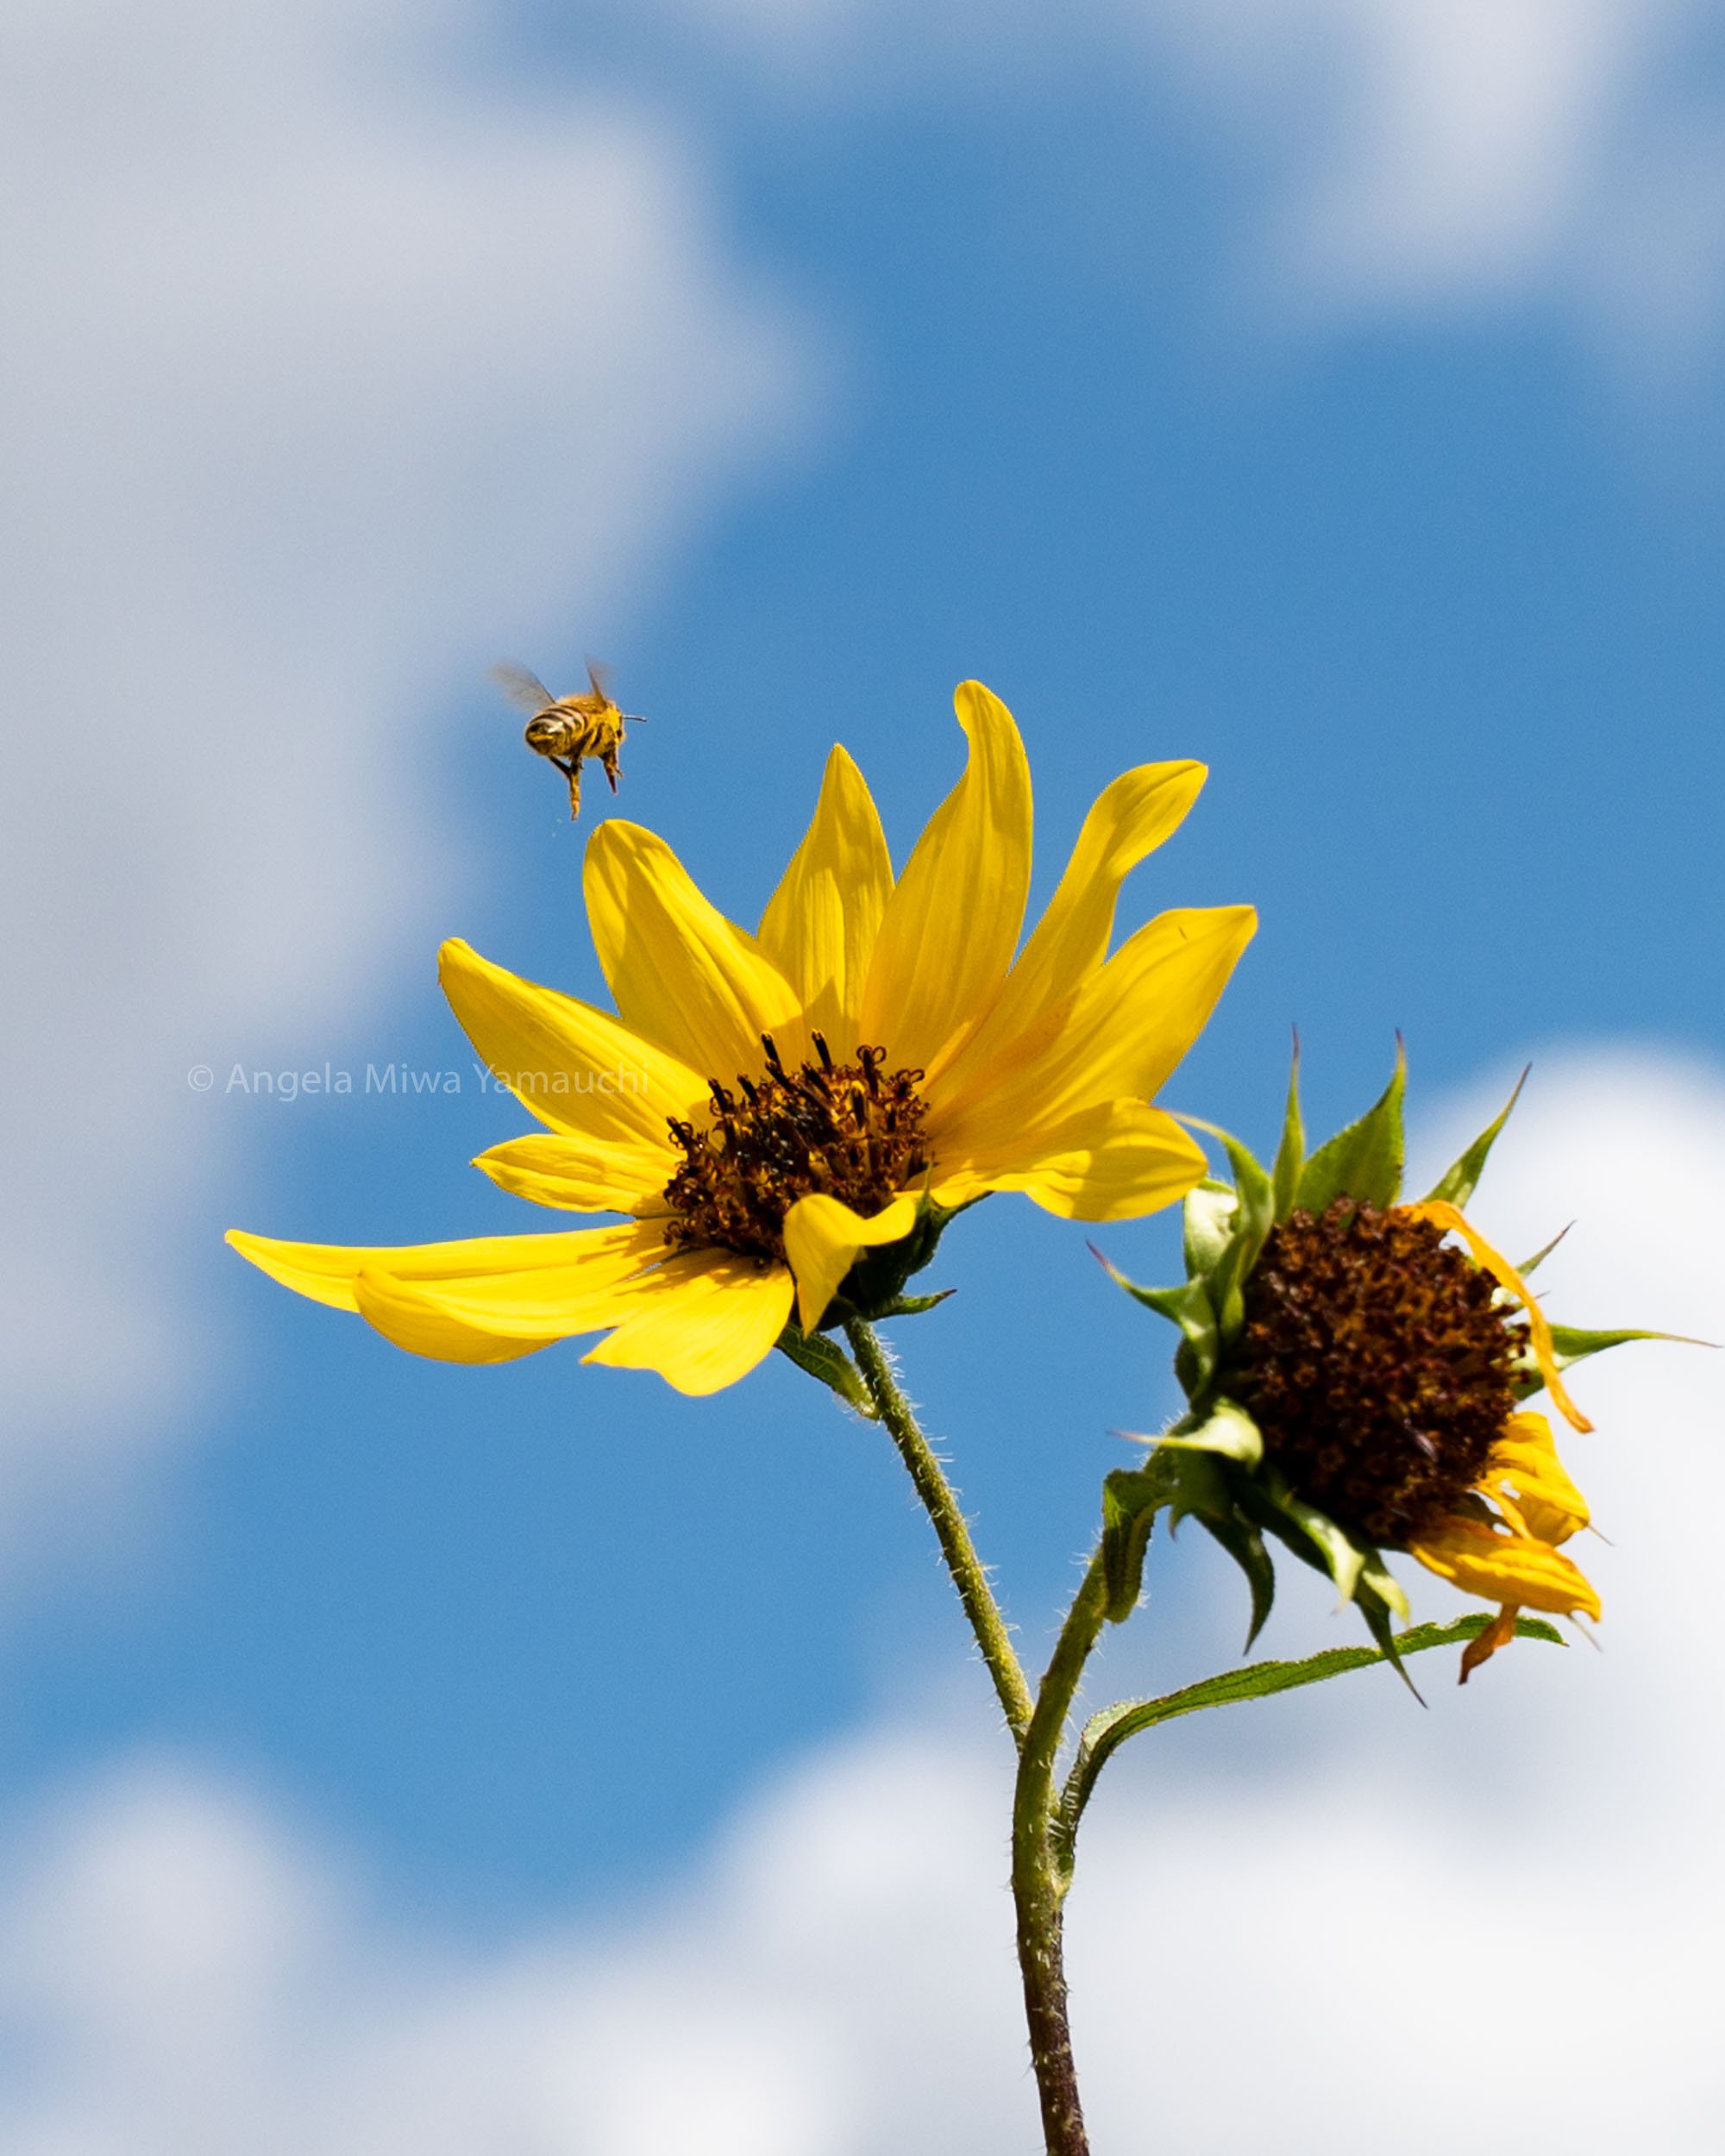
[1410,1516,1601,1620]
[1458,1607,1521,1683]
[226,1221,656,1313]
[931,758,1206,1094]
[584,822,802,1081]
[1402,1200,1592,1433]
[583,1258,795,1395]
[782,1192,920,1332]
[440,938,702,1143]
[474,1132,672,1215]
[350,1272,563,1363]
[757,745,894,1056]
[932,1100,1206,1221]
[860,680,1032,1072]
[1481,1409,1590,1546]
[932,905,1256,1158]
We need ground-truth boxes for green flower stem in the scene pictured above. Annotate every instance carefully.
[844,1319,1033,1743]
[1012,1551,1110,2156]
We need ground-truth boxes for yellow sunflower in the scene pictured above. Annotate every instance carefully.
[230,681,1255,1395]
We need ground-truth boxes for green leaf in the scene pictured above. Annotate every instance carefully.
[1053,1614,1564,1858]
[1097,1260,1220,1399]
[1422,1065,1527,1209]
[774,1322,875,1414]
[1182,1181,1237,1282]
[1270,1031,1306,1222]
[1296,1039,1407,1214]
[1148,1395,1264,1467]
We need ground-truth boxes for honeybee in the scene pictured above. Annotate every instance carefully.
[490,659,645,820]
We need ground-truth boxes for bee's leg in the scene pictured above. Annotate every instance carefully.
[601,747,621,794]
[552,755,582,820]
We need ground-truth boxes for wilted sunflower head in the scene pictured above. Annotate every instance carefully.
[1105,1045,1674,1681]
[229,682,1255,1396]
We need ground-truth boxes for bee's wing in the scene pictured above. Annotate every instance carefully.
[489,660,555,713]
[583,656,614,699]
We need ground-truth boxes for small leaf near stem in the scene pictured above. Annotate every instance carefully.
[843,1318,1034,1744]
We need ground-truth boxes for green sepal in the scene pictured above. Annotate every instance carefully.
[875,1288,956,1318]
[1182,1120,1274,1346]
[1198,1509,1277,1649]
[1144,1395,1264,1467]
[1182,1180,1237,1282]
[827,1192,960,1326]
[1422,1065,1528,1209]
[1295,1038,1407,1215]
[1096,1258,1220,1400]
[1270,1031,1306,1221]
[1511,1321,1713,1398]
[1268,1480,1372,1604]
[1099,1451,1190,1624]
[1516,1225,1571,1276]
[1052,1613,1565,1862]
[1355,1581,1421,1701]
[774,1321,875,1415]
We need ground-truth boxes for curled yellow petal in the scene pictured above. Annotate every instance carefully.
[351,1271,565,1364]
[930,758,1206,1098]
[583,1258,795,1395]
[584,821,802,1082]
[474,1132,672,1216]
[1402,1199,1591,1432]
[1480,1409,1590,1547]
[440,938,703,1144]
[932,1099,1207,1222]
[226,1221,657,1314]
[860,680,1032,1073]
[782,1191,920,1333]
[757,745,894,1057]
[1410,1516,1601,1620]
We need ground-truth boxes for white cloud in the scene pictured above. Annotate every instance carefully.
[2,1049,1721,2151]
[0,0,817,1529]
[647,0,1725,370]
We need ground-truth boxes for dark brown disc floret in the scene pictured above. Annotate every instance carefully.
[662,1032,931,1266]
[1231,1198,1524,1545]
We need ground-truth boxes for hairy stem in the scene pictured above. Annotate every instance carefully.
[844,1318,1033,1743]
[1013,1553,1110,2156]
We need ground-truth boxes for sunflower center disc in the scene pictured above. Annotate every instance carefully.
[662,1033,932,1266]
[1231,1199,1523,1545]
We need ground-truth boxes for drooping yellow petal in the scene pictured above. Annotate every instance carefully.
[474,1132,673,1216]
[931,905,1257,1159]
[932,1099,1207,1221]
[584,822,803,1082]
[440,938,704,1144]
[226,1220,657,1314]
[859,680,1033,1073]
[583,1257,795,1395]
[782,1192,920,1333]
[1402,1200,1592,1433]
[757,745,894,1058]
[929,758,1206,1097]
[1410,1516,1601,1620]
[1480,1409,1590,1547]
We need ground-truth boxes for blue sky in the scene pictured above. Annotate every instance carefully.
[4,2,1725,2147]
